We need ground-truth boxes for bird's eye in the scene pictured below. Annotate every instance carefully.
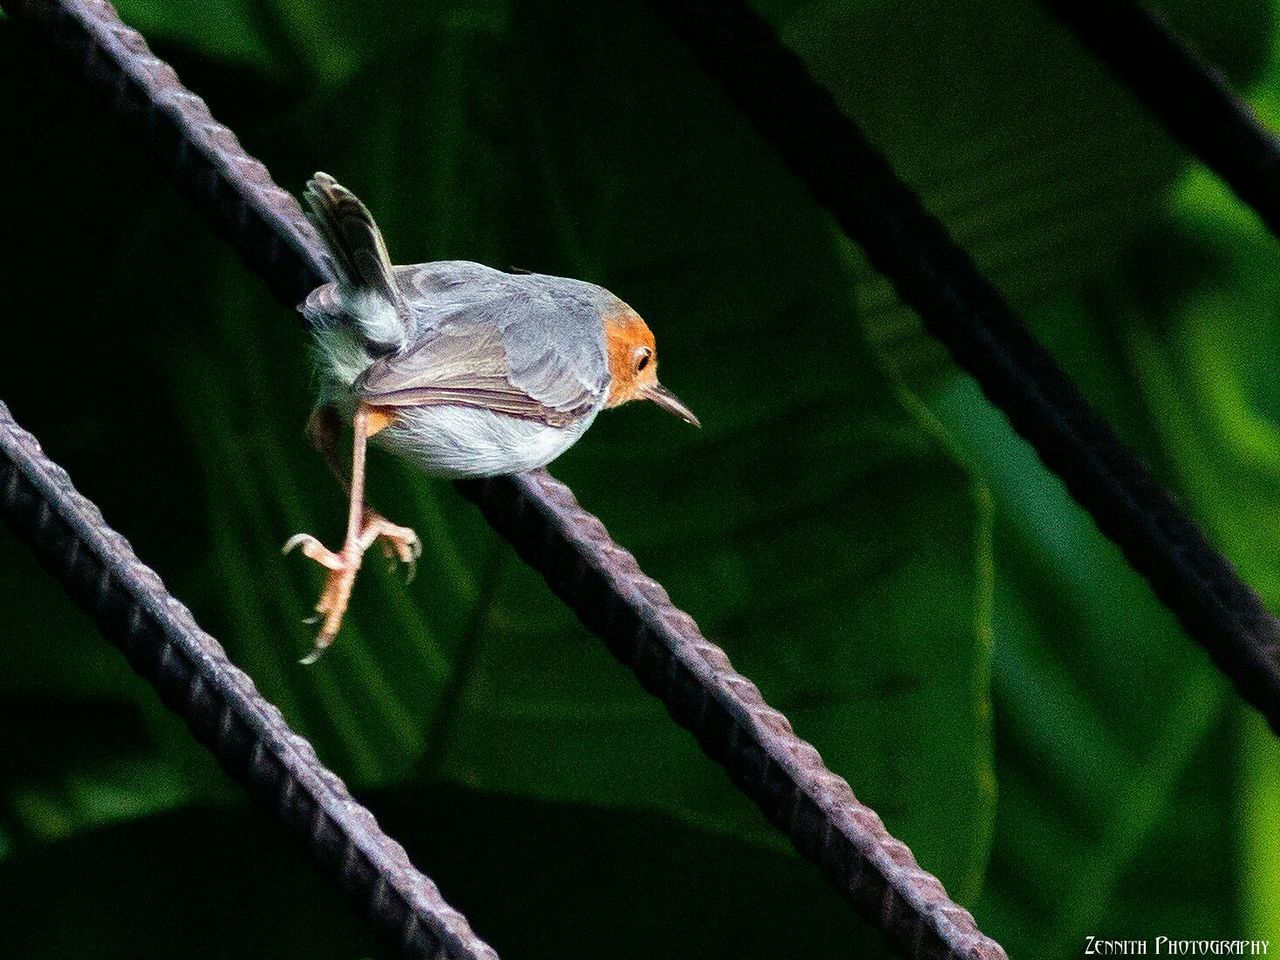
[635,347,653,372]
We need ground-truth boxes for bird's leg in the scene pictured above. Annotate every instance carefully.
[284,403,420,664]
[285,404,373,663]
[303,405,420,575]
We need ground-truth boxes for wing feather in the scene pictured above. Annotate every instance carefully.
[356,286,608,428]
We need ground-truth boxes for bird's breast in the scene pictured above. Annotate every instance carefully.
[375,403,599,479]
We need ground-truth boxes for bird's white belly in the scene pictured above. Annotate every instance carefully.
[376,404,598,478]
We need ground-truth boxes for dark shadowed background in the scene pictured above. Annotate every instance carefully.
[2,0,1278,957]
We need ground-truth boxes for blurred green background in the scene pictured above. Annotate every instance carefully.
[2,0,1279,956]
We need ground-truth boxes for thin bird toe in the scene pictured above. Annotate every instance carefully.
[283,533,345,571]
[281,533,315,555]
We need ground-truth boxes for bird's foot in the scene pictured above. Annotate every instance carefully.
[282,512,420,664]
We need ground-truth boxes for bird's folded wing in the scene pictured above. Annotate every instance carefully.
[356,300,605,429]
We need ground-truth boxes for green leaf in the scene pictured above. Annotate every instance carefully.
[1241,710,1280,948]
[414,2,997,896]
[1,0,997,906]
[771,0,1272,391]
[9,0,1280,949]
[935,378,1228,957]
[886,5,1273,942]
[743,0,1276,949]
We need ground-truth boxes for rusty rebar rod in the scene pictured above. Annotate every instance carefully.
[1039,0,1280,239]
[0,402,499,960]
[644,0,1280,734]
[2,1,1006,957]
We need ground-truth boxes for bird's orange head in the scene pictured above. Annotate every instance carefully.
[603,309,699,426]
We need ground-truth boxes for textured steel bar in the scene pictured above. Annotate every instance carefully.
[3,1,1010,958]
[1040,0,1280,240]
[645,0,1280,733]
[0,402,498,960]
[458,471,1009,960]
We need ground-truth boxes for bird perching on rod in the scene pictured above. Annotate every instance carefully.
[285,174,699,663]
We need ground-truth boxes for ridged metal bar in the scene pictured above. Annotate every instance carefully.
[645,0,1280,734]
[0,401,498,960]
[1040,0,1280,239]
[2,0,1008,957]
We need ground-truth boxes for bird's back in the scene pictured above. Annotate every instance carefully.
[305,261,615,403]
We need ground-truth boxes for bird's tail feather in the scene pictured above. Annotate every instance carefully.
[304,172,406,350]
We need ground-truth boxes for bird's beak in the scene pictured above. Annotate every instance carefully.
[642,383,701,427]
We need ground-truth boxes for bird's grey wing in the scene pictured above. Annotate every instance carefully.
[356,292,608,428]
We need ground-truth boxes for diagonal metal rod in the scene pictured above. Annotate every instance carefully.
[643,0,1280,735]
[0,401,499,960]
[1039,0,1280,240]
[3,1,1006,957]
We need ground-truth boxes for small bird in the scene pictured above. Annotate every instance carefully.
[285,173,699,663]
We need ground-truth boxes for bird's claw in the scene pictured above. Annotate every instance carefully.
[299,641,331,666]
[364,516,420,584]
